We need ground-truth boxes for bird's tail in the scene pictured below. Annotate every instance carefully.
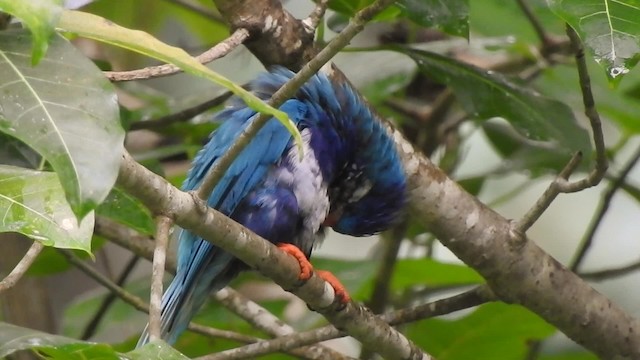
[137,245,236,346]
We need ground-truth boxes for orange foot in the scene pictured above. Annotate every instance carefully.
[276,243,351,304]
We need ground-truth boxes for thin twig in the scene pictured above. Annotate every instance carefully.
[129,91,232,131]
[105,28,250,81]
[360,223,405,360]
[580,258,640,281]
[515,0,554,51]
[149,215,172,342]
[514,25,611,233]
[302,0,329,33]
[367,220,407,313]
[555,25,608,193]
[60,249,271,345]
[0,241,44,293]
[214,288,349,360]
[196,0,399,201]
[81,255,140,340]
[515,152,582,233]
[198,285,494,360]
[570,144,640,271]
[61,249,150,312]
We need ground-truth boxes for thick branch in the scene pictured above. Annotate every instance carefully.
[395,129,640,358]
[96,217,351,359]
[117,151,432,360]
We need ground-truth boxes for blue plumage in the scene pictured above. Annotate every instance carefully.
[137,68,406,346]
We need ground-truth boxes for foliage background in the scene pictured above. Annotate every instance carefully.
[1,0,640,359]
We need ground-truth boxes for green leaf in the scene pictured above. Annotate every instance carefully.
[312,257,378,299]
[458,176,486,196]
[396,0,469,38]
[361,72,414,105]
[0,322,188,360]
[37,343,121,360]
[0,165,94,251]
[0,0,62,64]
[0,29,124,219]
[407,302,556,359]
[327,0,467,37]
[127,342,190,360]
[391,259,483,290]
[548,0,640,84]
[0,322,93,357]
[97,187,155,235]
[56,10,303,156]
[395,47,592,161]
[62,277,149,339]
[0,133,41,168]
[482,120,577,175]
[536,63,640,135]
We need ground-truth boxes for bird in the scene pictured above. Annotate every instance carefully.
[137,67,407,346]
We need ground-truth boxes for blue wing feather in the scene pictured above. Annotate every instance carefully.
[138,100,307,345]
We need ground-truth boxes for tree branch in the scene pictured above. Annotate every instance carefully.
[117,150,433,359]
[104,28,249,81]
[148,215,172,342]
[129,92,232,131]
[570,144,640,271]
[555,25,608,193]
[95,216,353,359]
[81,254,140,340]
[198,285,494,360]
[0,241,44,293]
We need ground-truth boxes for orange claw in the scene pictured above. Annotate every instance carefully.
[276,243,313,281]
[317,270,351,304]
[276,243,352,304]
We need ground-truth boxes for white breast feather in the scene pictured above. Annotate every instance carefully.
[286,129,329,233]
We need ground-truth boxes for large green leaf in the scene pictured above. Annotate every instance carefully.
[0,133,41,168]
[0,29,124,219]
[0,322,77,357]
[407,302,556,359]
[548,0,640,83]
[96,187,155,235]
[391,259,483,291]
[62,277,149,339]
[396,0,469,38]
[0,165,94,251]
[128,343,190,360]
[327,0,468,38]
[56,9,303,155]
[0,0,62,64]
[482,120,577,176]
[0,322,188,360]
[395,47,592,163]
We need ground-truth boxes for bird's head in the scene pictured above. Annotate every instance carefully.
[325,155,407,237]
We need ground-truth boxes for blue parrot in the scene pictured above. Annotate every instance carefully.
[137,68,406,346]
